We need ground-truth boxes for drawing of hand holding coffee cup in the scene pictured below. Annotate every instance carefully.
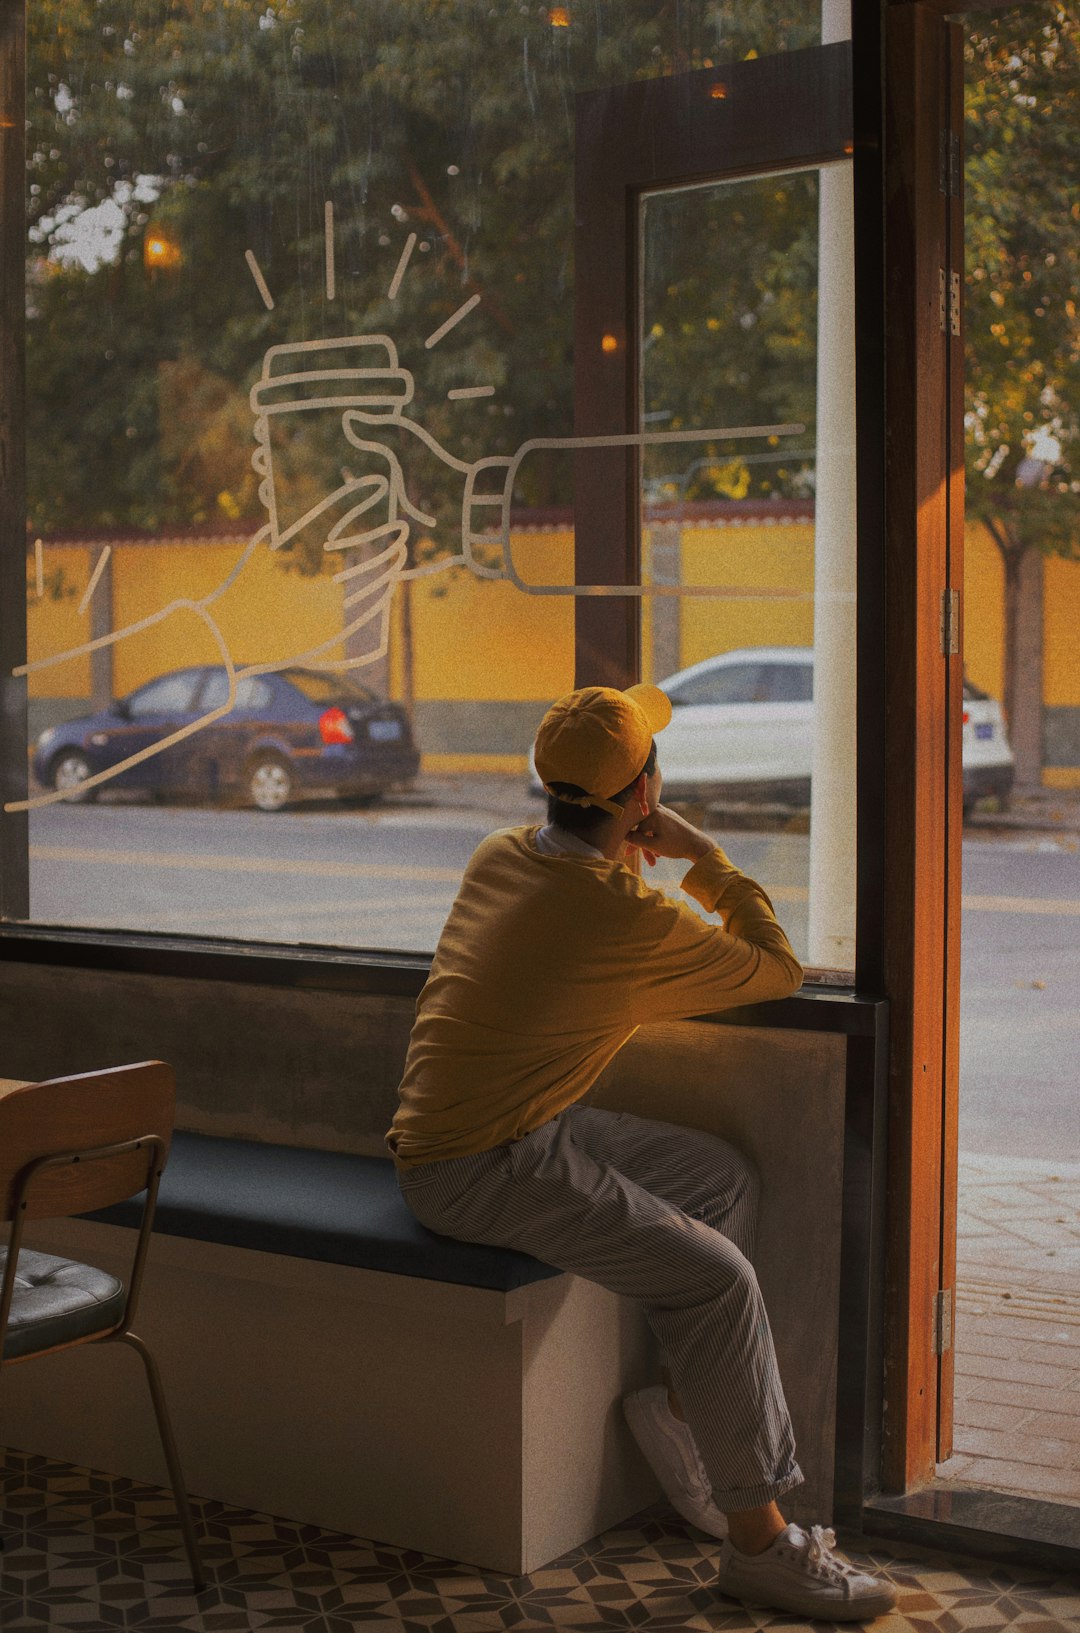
[9,225,801,812]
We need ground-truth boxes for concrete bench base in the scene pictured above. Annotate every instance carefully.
[3,1216,659,1574]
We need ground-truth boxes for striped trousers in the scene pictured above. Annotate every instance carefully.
[397,1102,803,1511]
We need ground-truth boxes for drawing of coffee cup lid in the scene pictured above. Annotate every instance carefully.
[250,334,414,414]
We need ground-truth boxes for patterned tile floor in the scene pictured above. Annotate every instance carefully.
[2,1452,1079,1632]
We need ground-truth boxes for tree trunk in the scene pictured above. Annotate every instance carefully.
[400,575,415,726]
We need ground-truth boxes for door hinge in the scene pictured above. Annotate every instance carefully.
[934,1288,954,1355]
[940,589,959,655]
[940,129,961,197]
[939,267,947,333]
[950,270,961,337]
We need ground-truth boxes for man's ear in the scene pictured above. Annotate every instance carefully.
[632,770,650,817]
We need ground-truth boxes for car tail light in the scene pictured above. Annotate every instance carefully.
[319,706,355,745]
[962,709,970,724]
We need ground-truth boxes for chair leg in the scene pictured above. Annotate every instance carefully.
[116,1330,207,1592]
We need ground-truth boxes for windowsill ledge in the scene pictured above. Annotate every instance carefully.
[0,922,884,1030]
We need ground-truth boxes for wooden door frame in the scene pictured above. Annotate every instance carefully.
[571,4,971,1502]
[0,0,28,920]
[881,0,965,1492]
[571,42,853,691]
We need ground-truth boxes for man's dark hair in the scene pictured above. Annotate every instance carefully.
[545,741,657,837]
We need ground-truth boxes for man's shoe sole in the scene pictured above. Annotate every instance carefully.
[717,1581,898,1621]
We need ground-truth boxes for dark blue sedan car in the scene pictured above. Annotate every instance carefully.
[33,666,421,812]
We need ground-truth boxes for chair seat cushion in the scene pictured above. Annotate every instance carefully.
[1,1248,126,1361]
[85,1133,561,1293]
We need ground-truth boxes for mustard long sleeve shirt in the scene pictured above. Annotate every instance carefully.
[386,825,803,1168]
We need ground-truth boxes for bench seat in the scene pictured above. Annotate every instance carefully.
[11,1130,656,1573]
[86,1131,560,1293]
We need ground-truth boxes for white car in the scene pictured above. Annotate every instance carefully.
[961,675,1016,815]
[654,647,816,805]
[528,647,1014,812]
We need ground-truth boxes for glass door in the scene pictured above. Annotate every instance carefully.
[636,163,855,975]
[572,41,856,974]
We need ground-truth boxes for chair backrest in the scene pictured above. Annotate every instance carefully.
[0,1062,175,1222]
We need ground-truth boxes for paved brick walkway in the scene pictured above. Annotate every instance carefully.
[939,1152,1080,1504]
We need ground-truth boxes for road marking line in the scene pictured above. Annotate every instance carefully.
[29,847,1080,916]
[961,893,1080,916]
[29,845,462,883]
[161,894,452,924]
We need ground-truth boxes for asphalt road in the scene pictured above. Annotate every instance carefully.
[24,779,1080,1162]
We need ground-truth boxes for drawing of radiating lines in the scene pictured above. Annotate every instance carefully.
[448,385,495,400]
[325,201,336,300]
[78,545,111,615]
[34,538,43,598]
[388,232,416,299]
[245,249,274,310]
[425,293,480,348]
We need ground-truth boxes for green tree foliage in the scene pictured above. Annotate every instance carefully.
[964,3,1080,726]
[641,170,818,503]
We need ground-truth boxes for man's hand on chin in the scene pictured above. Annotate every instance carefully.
[625,804,716,867]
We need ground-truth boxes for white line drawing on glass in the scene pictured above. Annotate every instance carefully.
[34,538,44,599]
[11,221,811,812]
[447,385,496,401]
[425,293,481,348]
[77,544,111,616]
[245,248,275,311]
[388,233,416,300]
[324,201,336,302]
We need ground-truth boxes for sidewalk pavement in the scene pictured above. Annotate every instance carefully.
[968,781,1080,839]
[940,1152,1080,1505]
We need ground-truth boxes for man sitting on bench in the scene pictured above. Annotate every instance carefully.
[388,682,897,1621]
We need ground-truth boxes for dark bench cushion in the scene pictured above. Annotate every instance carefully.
[85,1132,560,1294]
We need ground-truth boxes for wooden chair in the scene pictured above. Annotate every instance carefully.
[0,1061,206,1590]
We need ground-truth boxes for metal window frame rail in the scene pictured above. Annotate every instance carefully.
[0,0,28,922]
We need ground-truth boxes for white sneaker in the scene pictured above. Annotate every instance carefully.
[622,1385,728,1540]
[717,1523,898,1621]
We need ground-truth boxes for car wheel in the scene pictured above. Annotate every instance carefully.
[49,749,97,803]
[246,754,293,813]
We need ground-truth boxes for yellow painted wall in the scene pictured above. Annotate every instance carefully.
[408,532,575,703]
[29,527,1080,779]
[110,540,346,696]
[405,523,817,702]
[680,524,815,668]
[1043,553,1080,708]
[25,545,93,698]
[962,522,1005,700]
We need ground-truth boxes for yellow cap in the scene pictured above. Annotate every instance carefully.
[534,684,672,817]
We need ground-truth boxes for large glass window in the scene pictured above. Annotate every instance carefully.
[15,1,849,957]
[637,159,856,972]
